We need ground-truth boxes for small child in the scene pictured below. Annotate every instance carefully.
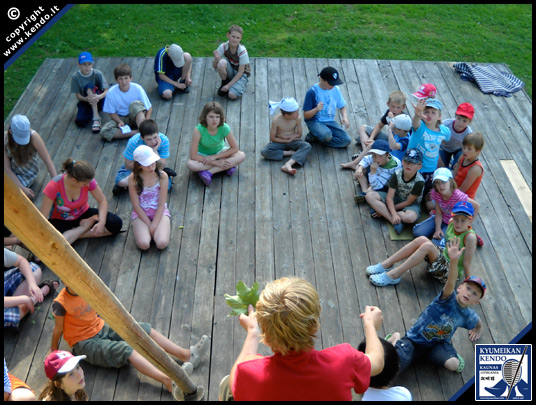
[128,145,171,250]
[439,103,475,169]
[70,52,108,132]
[213,25,250,100]
[154,43,193,99]
[367,201,478,286]
[100,63,153,141]
[49,285,209,394]
[261,97,311,175]
[453,132,485,199]
[39,350,89,401]
[412,83,437,99]
[389,238,485,374]
[303,66,351,148]
[357,338,412,401]
[353,140,401,204]
[4,359,36,401]
[187,101,246,186]
[413,167,479,245]
[408,98,451,212]
[366,148,424,234]
[357,90,407,150]
[386,114,412,162]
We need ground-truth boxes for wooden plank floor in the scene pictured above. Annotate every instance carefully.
[4,57,532,401]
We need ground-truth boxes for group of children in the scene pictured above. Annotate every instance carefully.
[4,23,491,401]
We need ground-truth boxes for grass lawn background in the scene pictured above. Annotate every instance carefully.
[4,4,532,119]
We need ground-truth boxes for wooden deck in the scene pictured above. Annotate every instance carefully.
[4,57,532,401]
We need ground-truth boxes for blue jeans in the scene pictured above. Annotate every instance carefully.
[439,148,463,169]
[412,215,448,247]
[305,120,351,148]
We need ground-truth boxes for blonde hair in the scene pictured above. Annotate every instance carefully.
[255,277,321,356]
[388,90,407,106]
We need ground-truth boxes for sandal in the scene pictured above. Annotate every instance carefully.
[455,354,465,373]
[369,271,401,287]
[38,279,60,297]
[198,171,212,186]
[366,262,393,276]
[225,167,236,177]
[92,118,101,133]
[190,335,210,368]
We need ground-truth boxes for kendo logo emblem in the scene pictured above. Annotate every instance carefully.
[476,344,531,401]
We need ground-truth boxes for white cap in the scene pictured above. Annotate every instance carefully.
[10,114,31,145]
[168,44,185,68]
[133,145,160,166]
[392,114,412,131]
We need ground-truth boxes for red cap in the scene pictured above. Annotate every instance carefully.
[455,102,475,119]
[412,83,437,99]
[44,350,86,379]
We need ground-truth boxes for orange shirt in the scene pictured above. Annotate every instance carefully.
[455,158,483,199]
[53,288,104,347]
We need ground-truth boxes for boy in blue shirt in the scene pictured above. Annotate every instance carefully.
[303,67,351,148]
[154,44,193,99]
[388,237,485,374]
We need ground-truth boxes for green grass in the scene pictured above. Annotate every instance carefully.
[4,4,532,119]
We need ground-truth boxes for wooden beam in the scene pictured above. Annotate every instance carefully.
[500,160,532,222]
[3,171,202,400]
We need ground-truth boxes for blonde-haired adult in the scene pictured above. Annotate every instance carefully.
[222,277,385,401]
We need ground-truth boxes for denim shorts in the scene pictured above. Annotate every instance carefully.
[395,336,458,372]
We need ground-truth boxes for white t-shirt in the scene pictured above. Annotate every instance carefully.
[362,386,413,401]
[103,82,151,116]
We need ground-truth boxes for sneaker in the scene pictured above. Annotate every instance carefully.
[198,170,212,186]
[218,79,230,97]
[163,167,177,177]
[476,234,484,247]
[112,184,127,196]
[305,133,318,143]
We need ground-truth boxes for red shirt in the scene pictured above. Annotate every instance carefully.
[232,343,371,401]
[454,158,484,199]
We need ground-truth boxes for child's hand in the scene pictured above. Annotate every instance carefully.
[370,161,378,173]
[447,237,465,262]
[239,304,261,336]
[468,326,482,342]
[316,102,324,112]
[213,50,220,60]
[360,305,383,331]
[391,213,401,225]
[412,98,426,117]
[433,229,444,240]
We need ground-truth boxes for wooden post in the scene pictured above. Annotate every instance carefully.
[4,172,202,400]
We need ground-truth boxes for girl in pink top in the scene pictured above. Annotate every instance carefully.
[128,145,170,250]
[413,167,479,245]
[41,158,122,244]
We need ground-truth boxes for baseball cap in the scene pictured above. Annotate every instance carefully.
[425,98,442,111]
[78,51,94,64]
[368,139,390,156]
[133,145,160,167]
[403,148,423,164]
[432,167,453,182]
[10,114,31,145]
[168,44,185,68]
[318,67,343,86]
[452,201,474,217]
[455,102,475,119]
[412,83,437,99]
[392,114,412,131]
[463,275,486,297]
[44,350,86,379]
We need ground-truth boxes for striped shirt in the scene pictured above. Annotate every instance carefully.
[430,188,469,225]
[359,155,402,191]
[5,131,39,187]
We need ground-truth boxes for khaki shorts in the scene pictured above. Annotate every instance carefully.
[100,100,147,141]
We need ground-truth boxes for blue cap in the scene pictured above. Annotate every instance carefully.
[452,201,474,217]
[425,98,442,111]
[368,139,390,155]
[463,275,486,297]
[78,52,94,64]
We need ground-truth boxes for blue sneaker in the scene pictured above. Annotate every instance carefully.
[393,222,404,234]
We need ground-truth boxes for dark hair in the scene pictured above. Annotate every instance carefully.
[62,158,95,182]
[357,338,400,388]
[139,119,159,138]
[199,101,225,127]
[114,63,132,80]
[38,371,89,401]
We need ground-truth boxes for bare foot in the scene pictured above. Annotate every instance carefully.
[80,214,99,230]
[281,165,297,175]
[340,161,357,170]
